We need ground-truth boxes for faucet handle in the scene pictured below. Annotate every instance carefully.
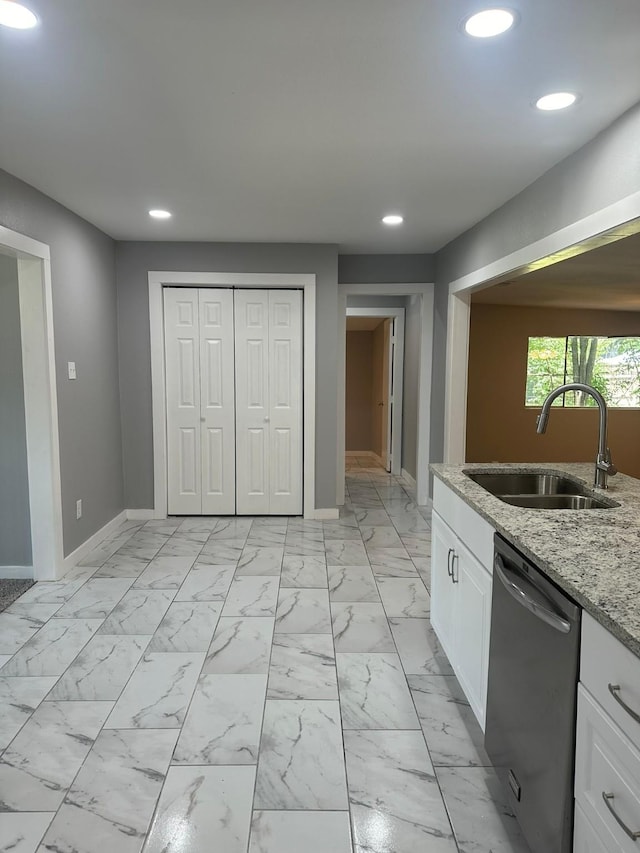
[597,449,617,476]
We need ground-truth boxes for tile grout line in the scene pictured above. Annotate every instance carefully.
[246,515,282,852]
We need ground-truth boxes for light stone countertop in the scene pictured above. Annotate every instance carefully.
[430,462,640,659]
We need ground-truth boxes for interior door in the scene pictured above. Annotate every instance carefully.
[199,289,236,514]
[382,318,393,472]
[234,290,271,514]
[269,290,302,514]
[234,289,302,515]
[164,288,202,515]
[165,287,235,515]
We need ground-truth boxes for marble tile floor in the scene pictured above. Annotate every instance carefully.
[0,461,531,853]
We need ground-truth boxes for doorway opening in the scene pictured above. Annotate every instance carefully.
[0,225,63,580]
[443,208,640,465]
[148,271,321,520]
[163,286,303,517]
[345,309,404,475]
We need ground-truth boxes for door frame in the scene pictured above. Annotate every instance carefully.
[345,307,405,475]
[443,191,640,463]
[0,225,64,580]
[337,281,435,506]
[148,271,317,518]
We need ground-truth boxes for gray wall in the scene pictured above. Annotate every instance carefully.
[0,170,124,555]
[431,101,640,466]
[0,255,32,566]
[339,253,434,284]
[115,242,339,511]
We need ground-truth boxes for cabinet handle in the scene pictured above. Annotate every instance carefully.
[601,792,640,840]
[608,683,640,725]
[451,552,459,584]
[447,548,453,578]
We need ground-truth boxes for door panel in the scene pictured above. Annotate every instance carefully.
[179,428,198,495]
[269,290,302,514]
[164,288,202,514]
[235,290,270,514]
[247,428,267,496]
[199,289,235,514]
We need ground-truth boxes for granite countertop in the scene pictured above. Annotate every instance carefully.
[430,462,640,659]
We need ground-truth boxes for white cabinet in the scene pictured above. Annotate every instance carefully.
[430,511,457,658]
[455,542,493,726]
[431,482,494,730]
[575,613,640,852]
[574,804,611,853]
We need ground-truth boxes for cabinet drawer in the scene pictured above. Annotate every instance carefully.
[581,612,640,749]
[575,686,640,853]
[433,478,493,568]
[574,803,611,853]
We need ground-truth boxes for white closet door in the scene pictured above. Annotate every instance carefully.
[199,289,236,514]
[269,290,302,514]
[234,290,271,514]
[164,288,202,515]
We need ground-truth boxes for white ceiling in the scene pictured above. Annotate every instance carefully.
[472,231,640,311]
[2,0,640,251]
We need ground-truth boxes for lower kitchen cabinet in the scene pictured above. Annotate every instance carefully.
[574,804,610,853]
[431,509,493,729]
[575,613,640,852]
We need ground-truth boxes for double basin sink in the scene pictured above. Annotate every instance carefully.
[464,471,620,510]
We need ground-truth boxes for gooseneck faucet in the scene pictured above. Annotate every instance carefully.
[536,383,617,489]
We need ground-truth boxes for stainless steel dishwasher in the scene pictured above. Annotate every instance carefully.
[485,534,581,853]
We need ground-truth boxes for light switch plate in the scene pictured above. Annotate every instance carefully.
[68,361,77,380]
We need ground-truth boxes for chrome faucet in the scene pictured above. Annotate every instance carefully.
[536,383,617,489]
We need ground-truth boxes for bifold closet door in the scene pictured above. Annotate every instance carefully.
[234,289,302,515]
[164,288,236,515]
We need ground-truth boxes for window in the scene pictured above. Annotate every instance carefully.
[525,336,640,408]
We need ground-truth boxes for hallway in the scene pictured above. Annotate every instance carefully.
[0,464,529,852]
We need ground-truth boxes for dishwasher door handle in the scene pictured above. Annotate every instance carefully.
[494,555,572,634]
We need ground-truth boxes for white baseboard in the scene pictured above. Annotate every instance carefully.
[126,509,157,521]
[401,468,417,488]
[309,508,340,520]
[0,565,33,579]
[61,510,128,576]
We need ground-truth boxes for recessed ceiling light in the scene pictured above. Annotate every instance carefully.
[535,92,578,111]
[149,209,172,220]
[382,214,404,226]
[0,0,38,29]
[463,8,515,38]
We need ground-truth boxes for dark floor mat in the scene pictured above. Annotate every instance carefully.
[0,579,35,613]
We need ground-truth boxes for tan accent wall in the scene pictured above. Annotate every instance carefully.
[346,330,374,451]
[466,304,640,480]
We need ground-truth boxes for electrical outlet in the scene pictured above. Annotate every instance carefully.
[76,499,82,520]
[68,361,77,380]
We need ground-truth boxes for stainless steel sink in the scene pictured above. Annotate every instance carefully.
[466,472,585,496]
[500,494,614,510]
[464,470,619,510]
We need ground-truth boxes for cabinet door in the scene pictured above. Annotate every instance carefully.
[455,539,492,730]
[574,804,610,853]
[430,511,457,661]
